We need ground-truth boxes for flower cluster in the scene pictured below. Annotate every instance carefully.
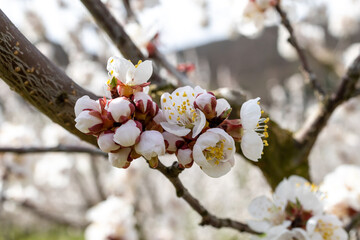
[74,56,269,177]
[248,175,347,240]
[320,165,360,221]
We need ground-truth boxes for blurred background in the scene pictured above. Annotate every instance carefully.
[0,0,360,239]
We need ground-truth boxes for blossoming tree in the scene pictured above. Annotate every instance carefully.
[1,0,360,239]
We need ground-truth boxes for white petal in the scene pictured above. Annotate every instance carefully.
[195,92,214,109]
[74,95,100,117]
[248,220,272,233]
[215,98,231,117]
[160,122,191,137]
[153,109,166,124]
[108,98,132,122]
[134,60,153,84]
[241,130,263,161]
[194,86,206,96]
[135,131,165,160]
[97,132,120,153]
[192,109,206,138]
[75,111,102,133]
[108,148,131,168]
[107,56,135,84]
[248,196,274,220]
[200,161,233,178]
[162,132,184,152]
[240,97,261,130]
[133,91,152,112]
[113,120,141,147]
[177,148,192,166]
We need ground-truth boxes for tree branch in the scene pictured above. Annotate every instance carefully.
[80,0,193,87]
[346,212,360,232]
[0,145,107,156]
[0,10,97,146]
[153,160,259,234]
[295,55,360,150]
[1,196,86,228]
[274,3,325,100]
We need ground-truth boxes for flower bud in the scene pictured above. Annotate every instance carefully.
[194,92,217,119]
[113,120,142,147]
[97,131,121,153]
[74,95,101,117]
[75,110,103,134]
[162,132,185,153]
[108,148,132,168]
[215,98,231,120]
[133,92,158,117]
[219,119,242,142]
[177,148,193,168]
[135,130,165,160]
[107,97,134,123]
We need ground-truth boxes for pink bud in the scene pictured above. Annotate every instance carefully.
[194,92,217,119]
[133,92,157,115]
[177,148,193,168]
[107,97,134,123]
[75,110,103,134]
[135,130,165,160]
[162,132,185,153]
[108,148,132,168]
[113,120,142,147]
[74,95,101,117]
[97,131,121,153]
[218,119,242,142]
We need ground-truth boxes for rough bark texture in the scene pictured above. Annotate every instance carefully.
[0,10,97,146]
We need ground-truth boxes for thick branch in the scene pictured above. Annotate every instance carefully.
[154,160,258,234]
[0,145,107,156]
[81,0,193,87]
[275,4,325,99]
[0,10,97,146]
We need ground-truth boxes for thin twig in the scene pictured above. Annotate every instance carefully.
[153,160,259,234]
[274,3,325,100]
[81,0,192,87]
[346,213,360,232]
[295,55,360,156]
[0,145,107,157]
[1,195,86,228]
[90,156,107,201]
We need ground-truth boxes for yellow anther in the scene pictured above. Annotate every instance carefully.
[176,92,179,96]
[135,60,142,68]
[110,70,114,75]
[170,112,174,115]
[107,79,110,85]
[261,110,264,114]
[228,148,233,150]
[257,101,260,105]
[110,58,114,63]
[264,117,270,123]
[264,132,269,138]
[183,92,187,97]
[263,140,269,146]
[163,98,166,103]
[192,93,195,96]
[169,116,172,120]
[177,117,180,121]
[173,102,176,107]
[169,96,172,99]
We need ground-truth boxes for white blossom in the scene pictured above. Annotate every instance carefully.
[240,97,268,161]
[247,176,346,240]
[97,131,120,153]
[113,120,142,147]
[107,56,153,86]
[85,196,137,240]
[74,95,101,117]
[135,130,165,160]
[160,86,206,138]
[176,148,193,167]
[162,132,184,153]
[107,97,134,123]
[193,128,235,178]
[74,110,102,134]
[108,148,132,168]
